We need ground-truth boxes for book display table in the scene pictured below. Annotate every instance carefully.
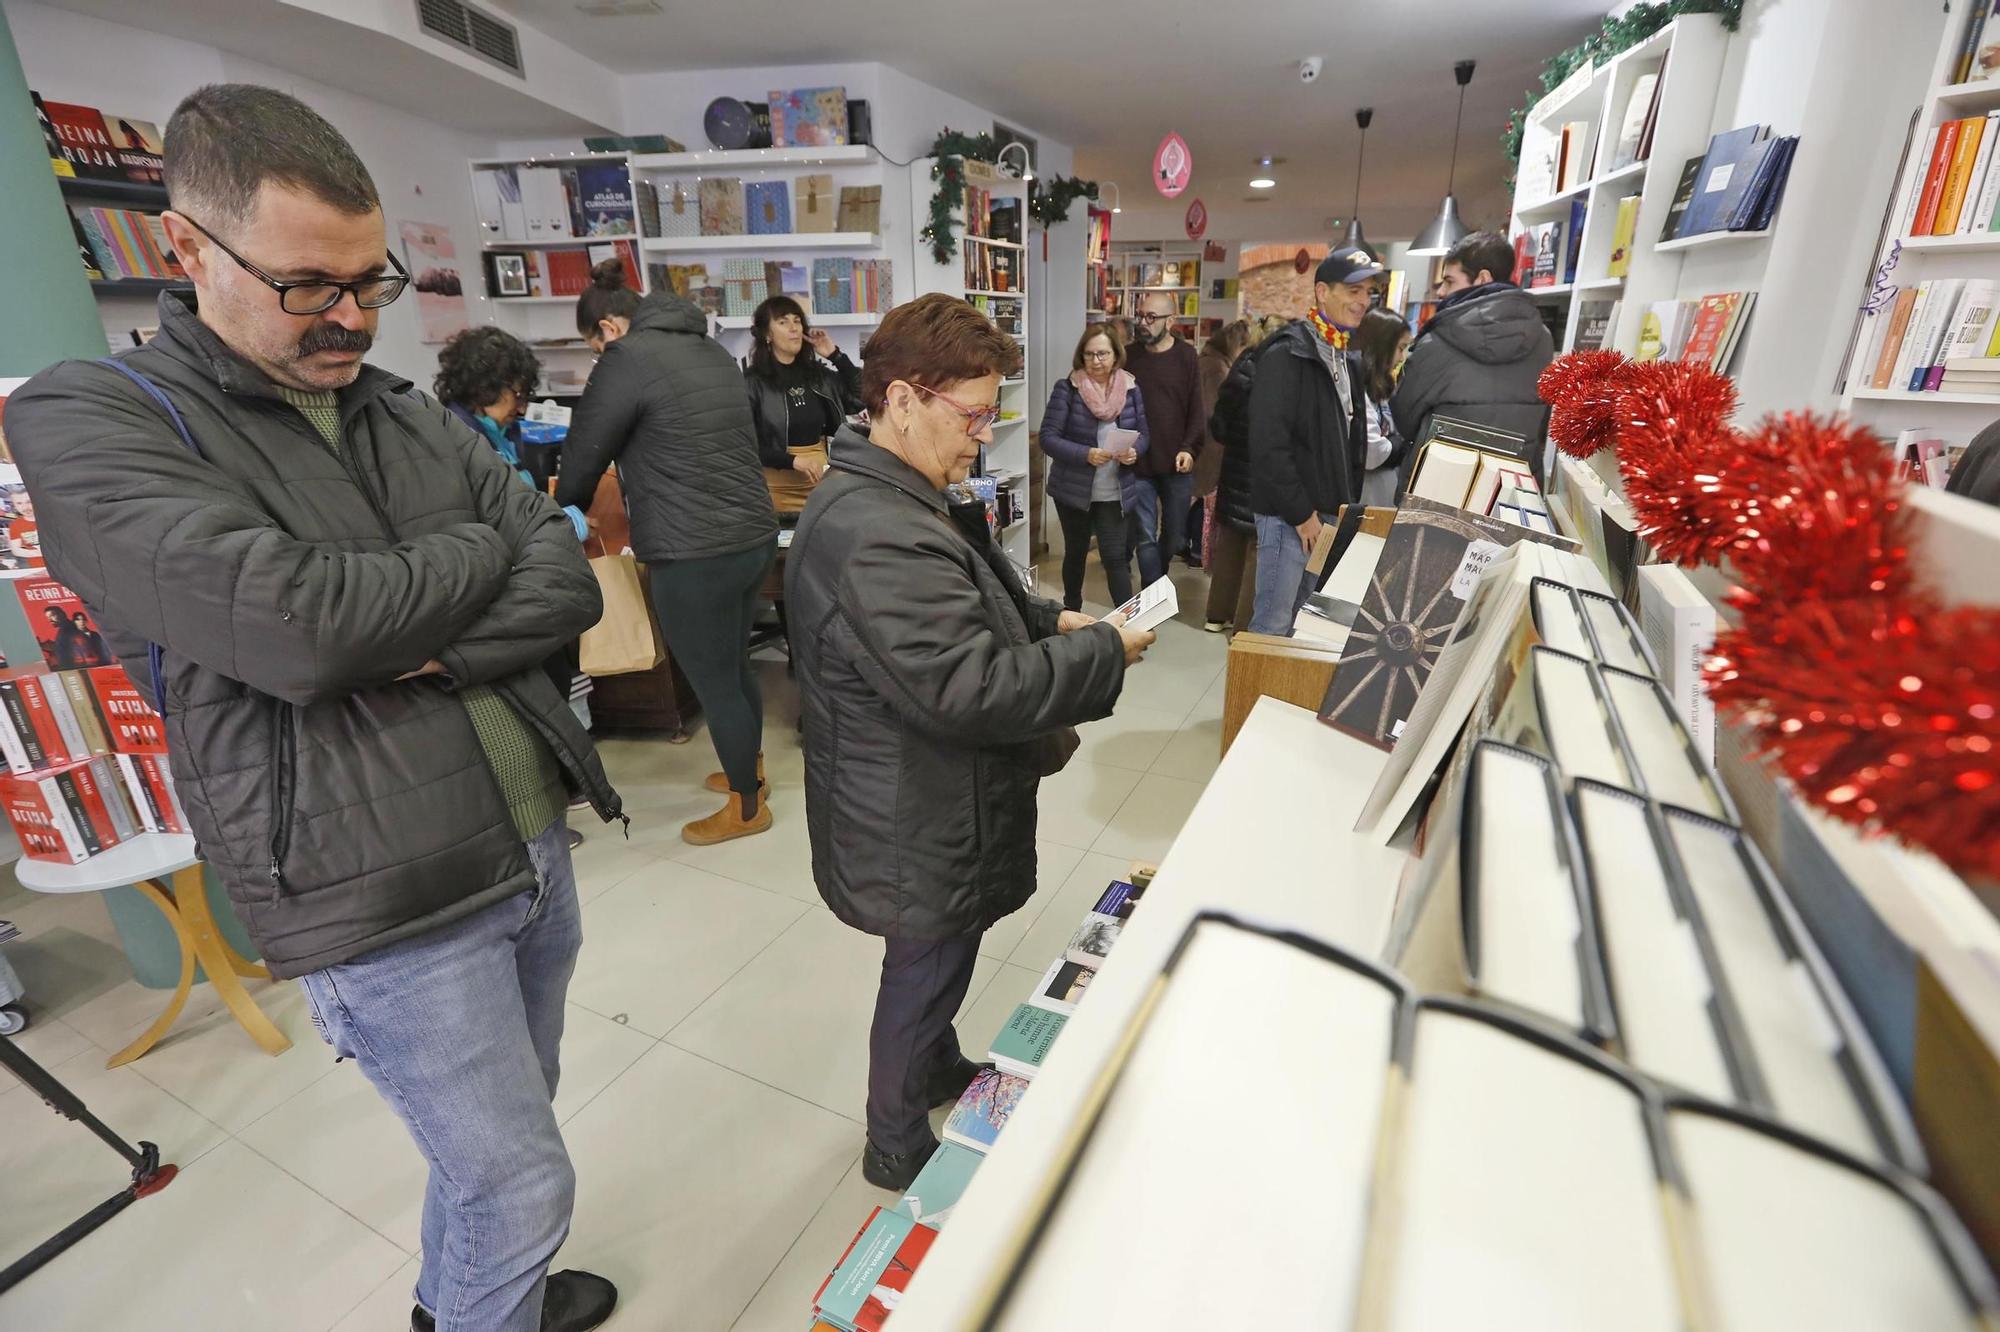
[16,834,291,1068]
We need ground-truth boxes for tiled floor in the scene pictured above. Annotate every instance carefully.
[0,555,1227,1331]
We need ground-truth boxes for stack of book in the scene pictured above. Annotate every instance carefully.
[1856,278,2000,395]
[1659,124,1797,241]
[70,207,182,283]
[1887,428,1966,487]
[1904,110,2000,240]
[0,578,185,864]
[1633,291,1756,370]
[473,162,635,243]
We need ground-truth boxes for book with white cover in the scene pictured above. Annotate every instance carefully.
[1888,281,1939,390]
[1361,1005,1682,1332]
[1668,1106,1994,1329]
[1492,645,1633,790]
[1459,741,1609,1038]
[1662,808,1914,1169]
[984,917,1402,1329]
[1577,588,1655,675]
[1635,564,1716,764]
[1598,665,1730,819]
[1572,780,1747,1104]
[1938,279,1999,368]
[1610,72,1658,170]
[1110,576,1178,634]
[1531,578,1593,657]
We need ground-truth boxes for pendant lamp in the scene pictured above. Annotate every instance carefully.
[1339,108,1377,260]
[1408,60,1477,257]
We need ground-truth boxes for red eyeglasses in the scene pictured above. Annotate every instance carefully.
[911,382,1002,435]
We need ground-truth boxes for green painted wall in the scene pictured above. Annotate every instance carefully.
[0,7,109,376]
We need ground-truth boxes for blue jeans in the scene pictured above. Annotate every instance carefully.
[1133,471,1195,586]
[1249,512,1329,636]
[299,821,582,1332]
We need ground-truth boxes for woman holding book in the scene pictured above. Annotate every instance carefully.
[1353,308,1414,507]
[785,294,1153,1191]
[1040,324,1148,611]
[742,296,864,515]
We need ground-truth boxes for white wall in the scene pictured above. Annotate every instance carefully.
[7,0,497,388]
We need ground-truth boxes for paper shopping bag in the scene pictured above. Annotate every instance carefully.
[579,553,662,676]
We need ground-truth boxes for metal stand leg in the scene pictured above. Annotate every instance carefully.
[0,1034,177,1296]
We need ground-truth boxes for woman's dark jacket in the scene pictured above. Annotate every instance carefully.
[785,429,1127,939]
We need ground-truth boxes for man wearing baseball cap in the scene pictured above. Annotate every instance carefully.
[1243,245,1382,635]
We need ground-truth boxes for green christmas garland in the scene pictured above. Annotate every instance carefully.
[1030,175,1098,228]
[1502,0,1743,173]
[920,128,1097,263]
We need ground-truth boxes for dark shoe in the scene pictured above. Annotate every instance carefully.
[408,1270,617,1332]
[541,1269,618,1331]
[925,1056,993,1110]
[863,1137,938,1191]
[566,827,585,851]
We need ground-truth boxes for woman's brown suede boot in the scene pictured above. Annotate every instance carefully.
[681,789,773,845]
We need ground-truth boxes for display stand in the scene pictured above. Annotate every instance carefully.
[15,834,290,1068]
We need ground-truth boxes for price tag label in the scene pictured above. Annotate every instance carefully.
[1450,540,1506,600]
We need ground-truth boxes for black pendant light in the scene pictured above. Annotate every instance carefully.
[1409,60,1477,256]
[1340,107,1377,260]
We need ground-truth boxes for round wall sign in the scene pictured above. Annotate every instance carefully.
[1293,247,1313,275]
[1184,197,1208,240]
[1154,132,1192,198]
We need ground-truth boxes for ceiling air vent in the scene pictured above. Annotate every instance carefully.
[415,0,525,78]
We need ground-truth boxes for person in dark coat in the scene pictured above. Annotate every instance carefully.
[743,295,863,514]
[785,293,1154,1191]
[1246,246,1381,636]
[1391,230,1555,486]
[6,84,621,1332]
[1197,319,1257,631]
[1947,418,2000,505]
[557,263,779,846]
[1040,322,1146,611]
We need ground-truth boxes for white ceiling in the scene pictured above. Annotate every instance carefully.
[491,0,1609,243]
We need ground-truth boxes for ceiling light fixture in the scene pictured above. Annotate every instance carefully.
[1408,60,1476,257]
[1340,108,1377,260]
[1249,156,1276,190]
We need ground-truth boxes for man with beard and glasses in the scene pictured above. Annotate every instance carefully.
[5,85,622,1332]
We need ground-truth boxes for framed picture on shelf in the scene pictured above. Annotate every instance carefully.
[485,251,530,298]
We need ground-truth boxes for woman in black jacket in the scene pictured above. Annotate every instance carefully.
[743,296,863,515]
[786,293,1154,1190]
[556,261,779,846]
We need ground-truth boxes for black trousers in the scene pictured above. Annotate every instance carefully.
[867,933,982,1154]
[647,541,775,802]
[1054,499,1133,611]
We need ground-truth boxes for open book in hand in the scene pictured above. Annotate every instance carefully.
[1111,576,1178,634]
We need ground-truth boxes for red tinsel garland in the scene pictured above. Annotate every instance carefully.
[1538,349,2000,883]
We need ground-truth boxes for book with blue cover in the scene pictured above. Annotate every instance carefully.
[1091,879,1145,920]
[1563,199,1587,283]
[1677,124,1768,237]
[893,1141,984,1227]
[744,179,791,235]
[1720,136,1785,231]
[988,1002,1068,1079]
[572,162,635,236]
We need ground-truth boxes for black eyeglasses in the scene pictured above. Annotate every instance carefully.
[176,213,410,316]
[1136,311,1173,324]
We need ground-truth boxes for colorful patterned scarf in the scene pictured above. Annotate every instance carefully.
[1307,306,1353,351]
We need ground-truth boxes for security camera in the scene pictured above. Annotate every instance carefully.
[1299,56,1324,84]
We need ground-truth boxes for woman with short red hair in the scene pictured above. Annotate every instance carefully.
[785,293,1155,1189]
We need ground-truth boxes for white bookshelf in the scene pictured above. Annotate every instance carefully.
[467,151,649,394]
[908,158,1035,568]
[1104,241,1207,333]
[629,144,891,363]
[1655,228,1773,253]
[1507,14,1730,353]
[1840,11,2000,450]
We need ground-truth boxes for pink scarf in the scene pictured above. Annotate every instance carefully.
[1071,368,1135,422]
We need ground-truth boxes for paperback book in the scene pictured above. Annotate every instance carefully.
[988,1003,1068,1080]
[1065,911,1123,969]
[813,1207,936,1332]
[893,1141,984,1228]
[941,1067,1029,1152]
[1028,957,1095,1014]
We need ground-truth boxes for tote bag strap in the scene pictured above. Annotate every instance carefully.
[95,359,208,716]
